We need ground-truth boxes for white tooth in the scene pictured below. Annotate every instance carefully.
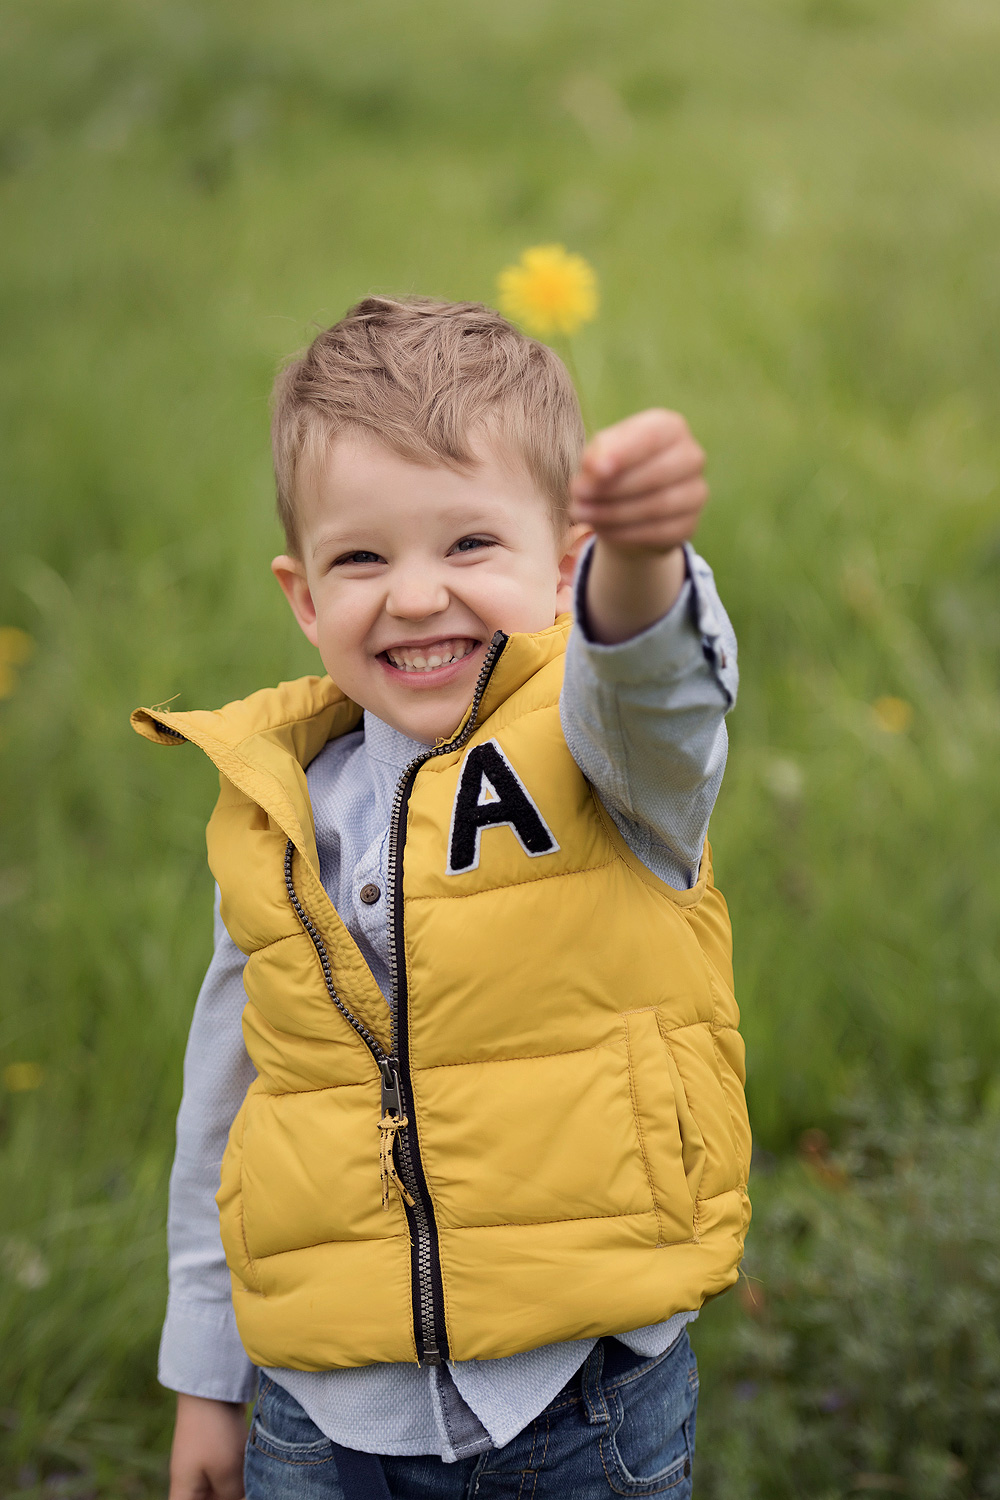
[387,642,476,671]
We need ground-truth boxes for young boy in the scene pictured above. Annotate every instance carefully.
[133,296,749,1500]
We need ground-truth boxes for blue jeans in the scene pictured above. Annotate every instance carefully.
[244,1332,698,1498]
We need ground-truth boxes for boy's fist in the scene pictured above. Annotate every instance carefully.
[169,1394,247,1500]
[569,408,707,556]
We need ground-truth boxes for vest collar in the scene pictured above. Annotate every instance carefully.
[131,615,572,873]
[473,614,570,730]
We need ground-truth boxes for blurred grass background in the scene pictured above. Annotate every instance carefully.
[1,0,999,1493]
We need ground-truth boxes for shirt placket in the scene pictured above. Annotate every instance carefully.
[352,827,393,1003]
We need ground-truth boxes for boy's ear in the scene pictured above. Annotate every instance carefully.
[272,556,319,647]
[554,524,592,618]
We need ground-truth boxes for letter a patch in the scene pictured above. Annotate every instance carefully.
[446,738,559,875]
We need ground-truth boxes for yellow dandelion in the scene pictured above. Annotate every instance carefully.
[872,696,913,734]
[3,1061,44,1092]
[497,244,598,338]
[0,627,34,700]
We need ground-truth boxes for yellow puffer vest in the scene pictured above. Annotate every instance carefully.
[133,618,751,1371]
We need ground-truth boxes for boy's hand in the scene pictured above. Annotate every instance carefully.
[569,408,708,644]
[169,1394,247,1500]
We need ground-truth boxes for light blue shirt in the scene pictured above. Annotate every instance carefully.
[158,544,738,1459]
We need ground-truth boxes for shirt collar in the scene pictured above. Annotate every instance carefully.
[361,710,429,769]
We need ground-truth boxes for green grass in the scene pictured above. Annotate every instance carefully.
[1,0,999,1490]
[696,1098,1000,1498]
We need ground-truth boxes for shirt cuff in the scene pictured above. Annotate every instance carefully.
[571,539,737,705]
[158,1293,258,1404]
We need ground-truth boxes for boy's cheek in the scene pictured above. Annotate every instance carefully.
[314,590,364,647]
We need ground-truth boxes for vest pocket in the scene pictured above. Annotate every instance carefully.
[623,1010,703,1246]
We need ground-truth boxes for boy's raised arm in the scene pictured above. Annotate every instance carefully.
[561,409,737,891]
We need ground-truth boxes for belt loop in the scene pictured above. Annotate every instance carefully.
[331,1441,392,1500]
[581,1338,609,1426]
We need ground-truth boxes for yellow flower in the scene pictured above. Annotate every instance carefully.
[497,245,598,337]
[3,1062,44,1092]
[0,627,34,700]
[872,696,913,734]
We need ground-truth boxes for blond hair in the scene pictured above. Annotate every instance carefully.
[271,296,585,553]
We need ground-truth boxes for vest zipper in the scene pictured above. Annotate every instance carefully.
[283,842,389,1066]
[384,631,508,1366]
[281,632,507,1367]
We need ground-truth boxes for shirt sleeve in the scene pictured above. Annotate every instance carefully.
[560,541,738,892]
[157,892,259,1403]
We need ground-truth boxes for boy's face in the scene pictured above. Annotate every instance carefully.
[272,434,583,745]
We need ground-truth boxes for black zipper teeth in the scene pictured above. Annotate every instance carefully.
[385,631,508,1366]
[283,841,387,1065]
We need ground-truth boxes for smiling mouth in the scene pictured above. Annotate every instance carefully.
[381,638,479,674]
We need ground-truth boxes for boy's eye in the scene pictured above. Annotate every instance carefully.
[333,550,383,566]
[451,536,493,555]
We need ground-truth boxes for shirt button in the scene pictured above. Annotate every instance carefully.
[359,883,381,905]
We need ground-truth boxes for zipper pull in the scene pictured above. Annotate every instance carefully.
[380,1058,404,1118]
[378,1060,415,1211]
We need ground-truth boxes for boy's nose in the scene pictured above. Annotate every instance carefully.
[385,566,450,621]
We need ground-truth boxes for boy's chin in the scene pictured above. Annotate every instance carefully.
[379,695,467,746]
